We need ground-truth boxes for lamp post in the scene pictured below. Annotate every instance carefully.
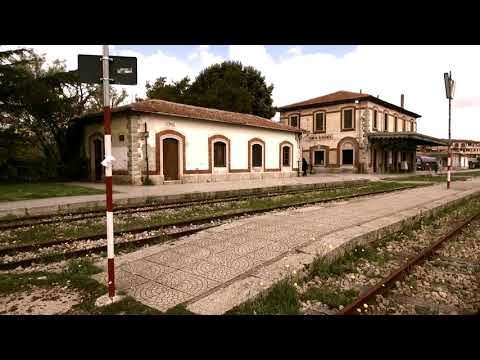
[444,71,455,189]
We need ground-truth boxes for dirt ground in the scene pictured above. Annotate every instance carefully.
[0,285,82,315]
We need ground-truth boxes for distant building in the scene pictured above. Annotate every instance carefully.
[74,100,302,185]
[278,91,446,174]
[417,139,479,170]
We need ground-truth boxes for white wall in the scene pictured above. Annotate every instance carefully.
[140,114,299,172]
[83,118,129,171]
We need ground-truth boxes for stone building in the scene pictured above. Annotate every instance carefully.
[74,99,302,185]
[278,91,446,174]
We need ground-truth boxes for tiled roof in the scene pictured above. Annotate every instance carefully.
[279,90,421,118]
[279,91,370,109]
[76,99,303,133]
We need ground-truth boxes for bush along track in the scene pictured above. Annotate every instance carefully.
[227,196,480,315]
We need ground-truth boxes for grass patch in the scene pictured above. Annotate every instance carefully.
[300,288,358,308]
[164,304,195,315]
[393,174,474,183]
[0,183,105,202]
[0,214,18,221]
[0,258,182,315]
[305,245,385,280]
[226,279,300,315]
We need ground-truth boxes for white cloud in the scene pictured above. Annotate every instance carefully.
[287,46,302,56]
[226,45,480,140]
[0,44,107,70]
[2,45,479,140]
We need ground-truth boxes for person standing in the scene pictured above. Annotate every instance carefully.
[302,158,308,176]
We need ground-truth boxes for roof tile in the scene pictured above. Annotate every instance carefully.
[77,99,302,133]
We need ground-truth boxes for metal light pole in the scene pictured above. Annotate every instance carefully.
[101,45,116,298]
[444,71,455,190]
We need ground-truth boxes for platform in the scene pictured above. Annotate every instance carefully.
[91,178,480,314]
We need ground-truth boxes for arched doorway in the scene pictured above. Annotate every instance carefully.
[163,138,179,180]
[89,135,104,182]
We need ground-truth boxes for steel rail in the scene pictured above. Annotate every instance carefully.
[0,184,426,258]
[337,210,480,315]
[0,181,371,230]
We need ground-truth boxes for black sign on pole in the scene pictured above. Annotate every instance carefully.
[78,54,137,85]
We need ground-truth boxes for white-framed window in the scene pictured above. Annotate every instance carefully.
[289,114,299,128]
[342,108,354,130]
[314,112,326,132]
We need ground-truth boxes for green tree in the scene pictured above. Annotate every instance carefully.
[86,84,129,112]
[0,48,97,179]
[145,61,276,119]
[145,76,191,103]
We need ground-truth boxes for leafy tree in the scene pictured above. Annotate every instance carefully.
[0,48,97,179]
[85,84,129,111]
[145,61,276,119]
[145,76,191,103]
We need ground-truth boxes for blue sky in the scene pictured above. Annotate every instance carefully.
[114,45,357,61]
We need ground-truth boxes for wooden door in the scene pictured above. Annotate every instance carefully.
[94,139,103,181]
[373,149,377,173]
[163,138,179,180]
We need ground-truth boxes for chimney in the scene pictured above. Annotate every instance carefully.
[377,95,379,98]
[401,94,404,108]
[360,89,362,94]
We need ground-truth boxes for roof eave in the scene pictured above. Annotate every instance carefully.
[278,95,421,118]
[73,107,301,133]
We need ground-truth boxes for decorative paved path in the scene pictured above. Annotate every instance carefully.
[93,179,480,314]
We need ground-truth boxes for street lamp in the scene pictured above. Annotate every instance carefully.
[444,71,455,189]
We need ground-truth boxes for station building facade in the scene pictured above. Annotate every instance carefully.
[278,91,446,174]
[74,100,302,185]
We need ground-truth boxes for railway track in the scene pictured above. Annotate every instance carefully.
[337,210,480,315]
[0,183,428,271]
[0,181,370,231]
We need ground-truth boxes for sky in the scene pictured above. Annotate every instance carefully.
[2,45,479,141]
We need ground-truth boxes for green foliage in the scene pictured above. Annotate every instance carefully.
[300,288,358,308]
[0,48,123,182]
[146,76,191,103]
[146,61,276,119]
[86,84,129,112]
[227,279,300,315]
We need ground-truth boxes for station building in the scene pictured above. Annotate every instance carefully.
[278,91,446,174]
[74,99,302,185]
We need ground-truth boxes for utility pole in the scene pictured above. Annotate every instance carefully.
[77,48,137,305]
[144,122,149,183]
[444,71,455,190]
[102,45,115,298]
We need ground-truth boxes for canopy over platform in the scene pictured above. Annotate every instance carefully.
[368,132,447,150]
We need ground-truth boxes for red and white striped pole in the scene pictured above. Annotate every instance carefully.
[447,95,452,190]
[101,45,115,298]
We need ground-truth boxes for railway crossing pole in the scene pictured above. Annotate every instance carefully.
[444,71,455,190]
[77,48,137,305]
[101,45,116,299]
